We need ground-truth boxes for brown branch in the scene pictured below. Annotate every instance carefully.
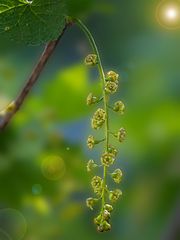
[162,200,180,240]
[0,23,71,131]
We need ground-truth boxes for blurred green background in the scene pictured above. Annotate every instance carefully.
[0,0,180,240]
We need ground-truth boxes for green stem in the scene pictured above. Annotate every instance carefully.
[75,18,109,212]
[95,138,106,144]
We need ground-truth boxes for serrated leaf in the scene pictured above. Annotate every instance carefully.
[0,0,66,45]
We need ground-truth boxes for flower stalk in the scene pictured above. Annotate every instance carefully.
[75,18,126,232]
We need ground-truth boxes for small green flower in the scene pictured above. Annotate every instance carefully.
[104,204,113,212]
[91,108,106,130]
[101,152,115,167]
[105,81,118,94]
[94,214,102,226]
[97,220,111,232]
[117,128,126,142]
[108,145,118,157]
[85,54,98,66]
[94,108,106,121]
[114,128,126,142]
[91,119,98,130]
[109,189,122,202]
[91,118,106,130]
[102,210,111,221]
[87,135,95,149]
[106,71,119,82]
[91,176,103,191]
[86,93,98,106]
[86,197,98,210]
[113,101,125,114]
[87,159,98,172]
[111,169,123,184]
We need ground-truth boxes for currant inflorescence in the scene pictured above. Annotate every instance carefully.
[74,18,126,233]
[85,57,126,232]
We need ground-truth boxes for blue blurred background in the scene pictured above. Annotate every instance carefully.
[0,0,180,239]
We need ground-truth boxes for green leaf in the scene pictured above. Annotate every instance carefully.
[0,0,66,45]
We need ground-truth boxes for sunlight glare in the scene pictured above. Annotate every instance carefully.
[166,7,178,19]
[156,0,180,29]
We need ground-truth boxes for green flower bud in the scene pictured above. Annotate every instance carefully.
[94,108,106,121]
[86,93,97,106]
[91,176,103,193]
[97,220,111,232]
[86,197,98,210]
[87,159,97,172]
[94,214,102,226]
[87,135,95,149]
[91,118,105,130]
[109,189,122,202]
[101,152,115,167]
[104,204,113,212]
[106,71,119,82]
[95,187,103,196]
[111,169,123,184]
[113,101,125,114]
[103,221,111,232]
[102,210,111,221]
[116,128,126,142]
[85,54,98,66]
[91,119,98,130]
[87,135,104,149]
[105,81,118,94]
[91,108,106,130]
[108,145,118,157]
[6,101,16,112]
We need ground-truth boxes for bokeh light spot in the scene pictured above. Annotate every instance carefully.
[41,155,66,181]
[166,7,178,18]
[0,229,12,240]
[32,184,42,195]
[0,209,27,240]
[156,0,180,29]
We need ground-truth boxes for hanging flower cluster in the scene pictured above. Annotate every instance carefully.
[85,54,126,232]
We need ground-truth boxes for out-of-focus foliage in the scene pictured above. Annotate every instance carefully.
[41,64,100,120]
[66,0,95,17]
[0,0,180,240]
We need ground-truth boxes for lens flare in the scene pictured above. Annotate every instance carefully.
[0,209,27,240]
[166,8,178,18]
[0,229,11,240]
[156,0,180,29]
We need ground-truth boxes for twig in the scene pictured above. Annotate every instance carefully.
[162,199,180,240]
[0,23,71,131]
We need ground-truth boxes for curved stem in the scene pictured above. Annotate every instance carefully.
[75,18,110,212]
